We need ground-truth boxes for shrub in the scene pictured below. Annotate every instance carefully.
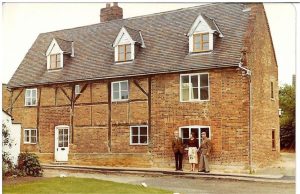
[17,152,43,177]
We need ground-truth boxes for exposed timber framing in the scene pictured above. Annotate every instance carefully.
[148,76,152,143]
[74,83,88,102]
[11,88,24,108]
[133,80,148,97]
[108,81,112,152]
[59,87,71,102]
[70,85,75,143]
[36,87,41,143]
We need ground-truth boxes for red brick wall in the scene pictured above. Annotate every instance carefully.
[243,4,280,167]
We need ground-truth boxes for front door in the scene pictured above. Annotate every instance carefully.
[55,126,69,162]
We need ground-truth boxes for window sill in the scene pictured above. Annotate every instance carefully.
[114,60,133,65]
[24,105,37,107]
[180,100,210,103]
[130,143,148,146]
[24,143,37,145]
[189,51,213,56]
[47,68,63,72]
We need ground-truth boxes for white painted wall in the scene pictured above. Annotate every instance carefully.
[2,111,21,165]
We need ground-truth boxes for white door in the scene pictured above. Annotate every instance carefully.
[55,126,69,162]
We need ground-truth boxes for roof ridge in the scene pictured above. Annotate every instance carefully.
[40,3,220,35]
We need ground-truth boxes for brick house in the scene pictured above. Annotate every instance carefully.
[6,3,279,169]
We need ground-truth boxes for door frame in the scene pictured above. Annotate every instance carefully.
[54,125,70,162]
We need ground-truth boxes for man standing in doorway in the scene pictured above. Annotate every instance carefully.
[172,130,184,171]
[198,131,212,173]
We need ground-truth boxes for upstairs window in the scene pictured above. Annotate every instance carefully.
[112,80,129,101]
[25,88,37,106]
[75,84,81,95]
[180,73,209,102]
[118,44,131,62]
[193,33,209,52]
[50,54,61,69]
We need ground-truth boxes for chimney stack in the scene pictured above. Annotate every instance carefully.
[100,2,123,22]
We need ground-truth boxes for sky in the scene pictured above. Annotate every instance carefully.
[1,3,296,86]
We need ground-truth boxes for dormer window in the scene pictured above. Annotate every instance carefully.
[187,14,223,53]
[113,26,145,63]
[50,54,61,69]
[118,44,131,62]
[193,33,209,52]
[46,38,74,70]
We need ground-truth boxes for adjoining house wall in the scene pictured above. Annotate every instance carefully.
[2,111,21,165]
[151,68,250,168]
[244,3,280,167]
[2,84,11,112]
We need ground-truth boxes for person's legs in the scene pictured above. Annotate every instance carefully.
[175,152,179,170]
[178,152,183,170]
[204,155,210,172]
[199,154,205,171]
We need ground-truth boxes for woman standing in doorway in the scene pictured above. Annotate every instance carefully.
[188,132,199,171]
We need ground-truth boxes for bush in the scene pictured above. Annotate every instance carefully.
[17,152,43,177]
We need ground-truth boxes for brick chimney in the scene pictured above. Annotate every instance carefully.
[100,2,123,22]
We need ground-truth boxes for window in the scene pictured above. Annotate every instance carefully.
[180,73,209,102]
[271,82,274,99]
[24,129,37,144]
[112,80,129,101]
[130,126,148,145]
[179,126,210,146]
[75,85,81,95]
[193,33,209,52]
[118,44,131,62]
[272,129,276,150]
[25,88,37,106]
[50,54,61,69]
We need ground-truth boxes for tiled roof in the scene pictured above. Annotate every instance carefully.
[8,3,250,88]
[124,26,143,45]
[55,38,72,54]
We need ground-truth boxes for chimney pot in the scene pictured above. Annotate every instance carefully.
[100,2,123,22]
[113,2,118,6]
[106,3,110,8]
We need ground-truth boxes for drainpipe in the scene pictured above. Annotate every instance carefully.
[238,61,253,173]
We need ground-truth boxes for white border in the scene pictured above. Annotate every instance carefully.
[130,125,148,145]
[23,128,37,144]
[111,80,129,102]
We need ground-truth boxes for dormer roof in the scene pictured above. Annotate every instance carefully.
[55,38,73,54]
[113,26,145,47]
[187,13,223,37]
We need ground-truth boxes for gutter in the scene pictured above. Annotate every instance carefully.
[238,61,253,173]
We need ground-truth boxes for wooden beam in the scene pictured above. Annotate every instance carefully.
[70,85,75,143]
[37,87,41,143]
[11,88,24,107]
[133,80,148,97]
[148,77,152,144]
[59,87,71,102]
[74,83,88,103]
[55,87,58,106]
[108,81,112,152]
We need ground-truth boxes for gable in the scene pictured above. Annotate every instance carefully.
[113,27,134,47]
[46,39,63,56]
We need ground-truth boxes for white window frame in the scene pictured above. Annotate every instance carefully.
[24,128,37,144]
[179,126,211,147]
[130,125,148,145]
[75,84,81,95]
[111,80,129,102]
[24,88,38,106]
[180,73,210,102]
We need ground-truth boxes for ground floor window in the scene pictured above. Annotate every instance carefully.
[24,129,37,144]
[179,126,210,146]
[130,126,148,145]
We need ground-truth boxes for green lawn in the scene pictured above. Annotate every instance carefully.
[3,177,172,194]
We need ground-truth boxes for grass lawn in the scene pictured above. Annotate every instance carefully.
[3,177,172,194]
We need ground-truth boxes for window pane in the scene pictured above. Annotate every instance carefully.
[183,138,189,146]
[64,129,68,135]
[32,98,36,105]
[132,136,138,144]
[201,128,210,138]
[31,137,36,143]
[59,129,63,135]
[113,91,120,100]
[59,142,63,147]
[112,83,119,92]
[200,87,209,100]
[121,91,128,99]
[126,52,131,60]
[131,127,139,135]
[194,34,200,42]
[202,34,209,42]
[191,75,198,87]
[191,88,199,99]
[125,44,131,52]
[119,53,125,61]
[140,136,148,144]
[25,90,31,97]
[194,43,201,50]
[181,88,189,101]
[120,82,128,90]
[25,98,31,106]
[203,43,209,50]
[63,141,68,147]
[200,74,209,87]
[181,75,189,84]
[31,130,36,137]
[32,90,37,98]
[191,128,199,139]
[119,45,125,53]
[140,127,147,135]
[50,55,56,68]
[59,135,63,141]
[181,128,189,139]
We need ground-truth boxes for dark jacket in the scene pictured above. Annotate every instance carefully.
[188,138,199,148]
[199,138,212,155]
[172,137,184,154]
